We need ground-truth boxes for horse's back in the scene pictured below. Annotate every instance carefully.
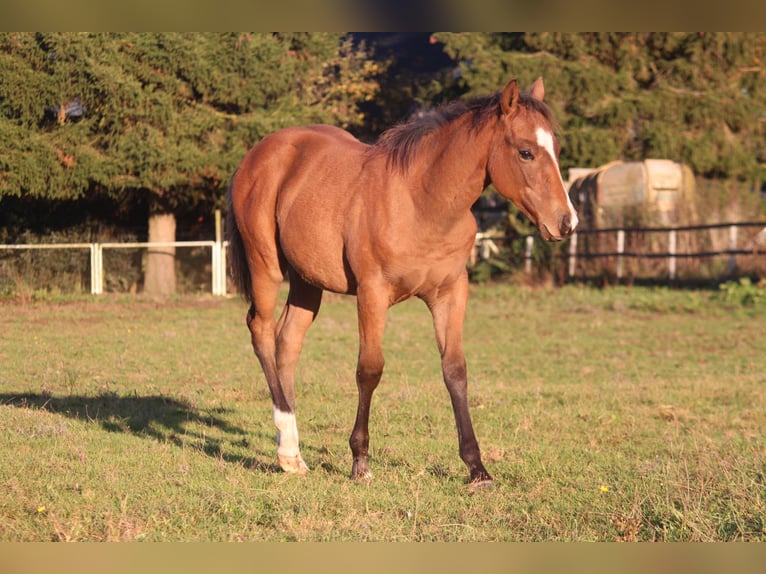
[232,124,366,215]
[236,124,363,184]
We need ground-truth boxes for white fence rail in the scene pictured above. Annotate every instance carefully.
[4,222,764,296]
[0,240,228,296]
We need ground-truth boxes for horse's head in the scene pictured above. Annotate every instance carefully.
[487,77,578,241]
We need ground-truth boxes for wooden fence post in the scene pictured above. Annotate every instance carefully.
[616,229,625,279]
[94,243,104,295]
[668,229,677,281]
[213,209,224,296]
[524,235,534,274]
[728,225,738,275]
[568,232,578,278]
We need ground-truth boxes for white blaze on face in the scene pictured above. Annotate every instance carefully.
[273,407,300,458]
[536,127,579,230]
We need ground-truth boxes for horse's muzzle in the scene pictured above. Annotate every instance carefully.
[541,211,578,242]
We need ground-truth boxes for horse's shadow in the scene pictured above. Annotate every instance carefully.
[0,391,292,473]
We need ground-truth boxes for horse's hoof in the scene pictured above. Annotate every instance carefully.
[350,460,373,480]
[468,478,495,492]
[278,453,309,475]
[350,470,373,481]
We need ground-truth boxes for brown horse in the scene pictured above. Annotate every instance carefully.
[226,77,577,486]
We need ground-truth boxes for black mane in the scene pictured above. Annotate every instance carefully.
[369,90,553,173]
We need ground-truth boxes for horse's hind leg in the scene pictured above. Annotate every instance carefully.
[245,271,295,466]
[239,242,303,474]
[272,273,323,473]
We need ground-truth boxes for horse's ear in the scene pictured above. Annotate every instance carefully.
[530,77,545,101]
[500,79,519,116]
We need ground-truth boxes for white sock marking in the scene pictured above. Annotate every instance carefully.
[273,408,300,457]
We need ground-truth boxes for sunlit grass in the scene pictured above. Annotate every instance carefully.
[0,284,764,540]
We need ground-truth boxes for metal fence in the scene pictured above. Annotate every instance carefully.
[475,221,766,282]
[566,222,766,280]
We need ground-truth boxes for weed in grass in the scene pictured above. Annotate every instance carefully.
[716,277,766,309]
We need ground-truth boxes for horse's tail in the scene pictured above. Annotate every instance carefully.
[225,173,253,304]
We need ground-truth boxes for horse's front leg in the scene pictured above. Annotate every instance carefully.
[423,273,493,486]
[349,283,389,480]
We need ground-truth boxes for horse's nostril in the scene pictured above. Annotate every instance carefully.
[560,213,572,235]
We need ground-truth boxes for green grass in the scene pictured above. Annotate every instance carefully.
[0,283,764,541]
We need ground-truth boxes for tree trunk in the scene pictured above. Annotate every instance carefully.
[144,212,176,296]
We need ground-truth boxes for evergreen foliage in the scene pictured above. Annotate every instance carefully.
[1,32,763,238]
[0,32,381,215]
[435,32,765,182]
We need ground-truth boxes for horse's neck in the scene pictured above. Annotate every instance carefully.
[414,117,492,220]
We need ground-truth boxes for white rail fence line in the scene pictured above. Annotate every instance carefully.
[4,222,764,296]
[0,240,228,296]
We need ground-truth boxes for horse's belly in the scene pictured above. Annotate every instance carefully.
[279,225,356,294]
[385,252,467,302]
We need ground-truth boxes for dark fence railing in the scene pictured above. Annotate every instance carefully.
[474,221,766,282]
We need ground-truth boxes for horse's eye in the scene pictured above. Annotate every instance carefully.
[519,149,535,161]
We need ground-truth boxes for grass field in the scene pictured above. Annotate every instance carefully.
[1,282,764,541]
